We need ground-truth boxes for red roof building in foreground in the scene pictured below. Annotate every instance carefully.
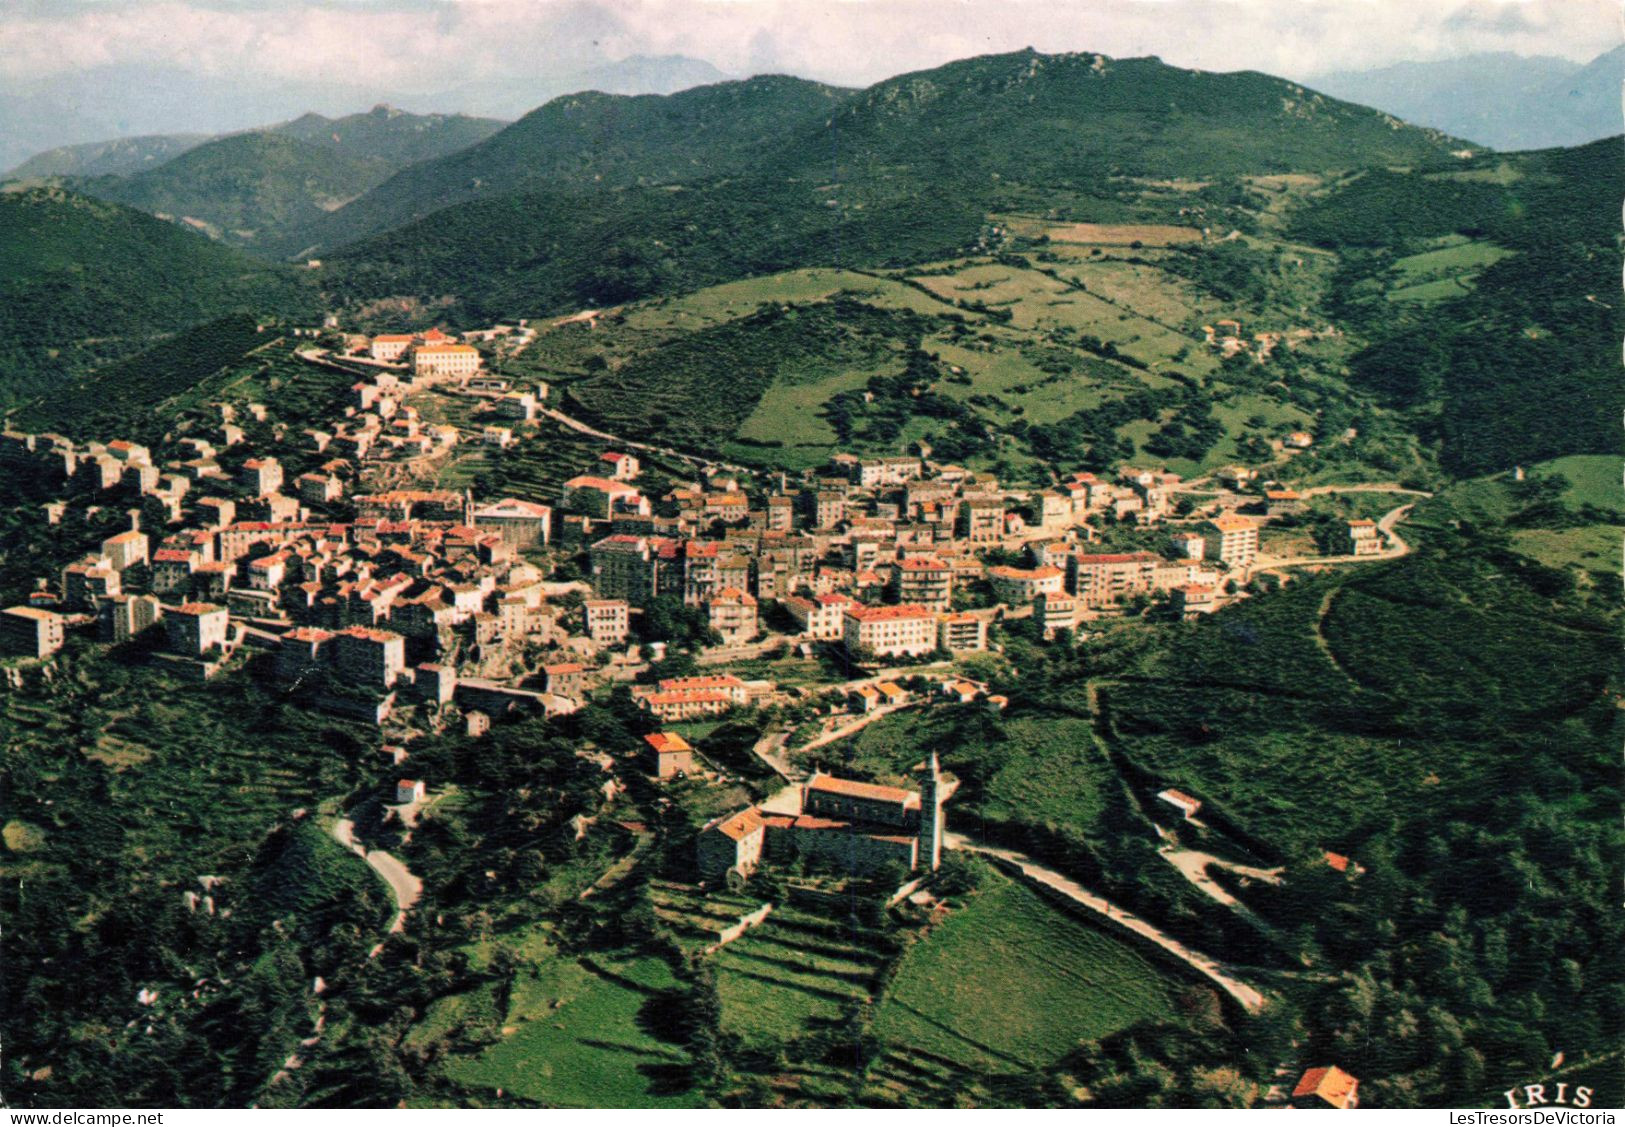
[1291,1066,1359,1109]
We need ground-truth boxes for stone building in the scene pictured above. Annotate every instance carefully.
[645,731,696,779]
[583,598,630,644]
[333,625,406,688]
[98,594,163,643]
[707,587,758,644]
[696,757,953,881]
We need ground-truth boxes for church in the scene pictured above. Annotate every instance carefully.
[697,756,955,882]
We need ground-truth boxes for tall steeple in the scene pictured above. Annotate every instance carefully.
[921,753,945,871]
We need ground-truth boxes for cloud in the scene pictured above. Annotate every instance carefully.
[0,0,1615,97]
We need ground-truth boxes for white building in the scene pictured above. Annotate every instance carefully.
[843,604,937,659]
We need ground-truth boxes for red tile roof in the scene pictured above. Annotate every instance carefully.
[845,604,933,622]
[710,808,764,841]
[1292,1066,1359,1108]
[808,773,918,807]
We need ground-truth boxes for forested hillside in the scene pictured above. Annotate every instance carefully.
[1304,137,1622,474]
[83,133,396,252]
[0,187,316,405]
[305,76,849,250]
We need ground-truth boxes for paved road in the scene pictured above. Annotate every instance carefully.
[332,817,422,936]
[539,405,750,474]
[1251,499,1419,575]
[1298,483,1431,498]
[949,833,1266,1012]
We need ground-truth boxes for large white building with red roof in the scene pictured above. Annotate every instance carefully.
[843,603,937,658]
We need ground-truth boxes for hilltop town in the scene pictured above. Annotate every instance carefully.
[1,322,1412,723]
[2,318,1442,1106]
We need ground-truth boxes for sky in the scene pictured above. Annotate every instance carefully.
[0,0,1618,143]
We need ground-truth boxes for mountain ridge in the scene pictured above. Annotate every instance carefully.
[1305,46,1622,151]
[306,48,1466,260]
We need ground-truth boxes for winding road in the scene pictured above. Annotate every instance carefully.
[948,833,1267,1013]
[331,817,422,941]
[1250,494,1424,576]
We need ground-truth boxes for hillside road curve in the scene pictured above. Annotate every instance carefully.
[948,832,1267,1012]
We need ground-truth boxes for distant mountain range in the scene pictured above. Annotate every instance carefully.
[306,49,1467,261]
[16,107,507,254]
[312,48,1469,319]
[426,54,734,121]
[0,54,728,174]
[6,133,214,181]
[1306,47,1622,151]
[4,48,1473,348]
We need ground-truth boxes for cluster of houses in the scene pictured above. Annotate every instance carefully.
[0,323,1386,739]
[1203,317,1340,367]
[576,458,1277,654]
[0,323,1376,1106]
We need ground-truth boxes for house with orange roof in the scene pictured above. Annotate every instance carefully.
[1291,1066,1359,1109]
[541,661,586,700]
[937,611,988,653]
[892,556,953,608]
[644,731,696,779]
[696,807,768,879]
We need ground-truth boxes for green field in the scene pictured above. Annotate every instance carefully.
[622,268,964,332]
[443,949,699,1107]
[1541,454,1621,513]
[873,876,1182,1074]
[713,903,890,1045]
[1387,239,1514,305]
[512,228,1411,484]
[1410,455,1621,575]
[909,260,1209,372]
[1510,525,1621,572]
[837,709,1131,839]
[732,366,887,455]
